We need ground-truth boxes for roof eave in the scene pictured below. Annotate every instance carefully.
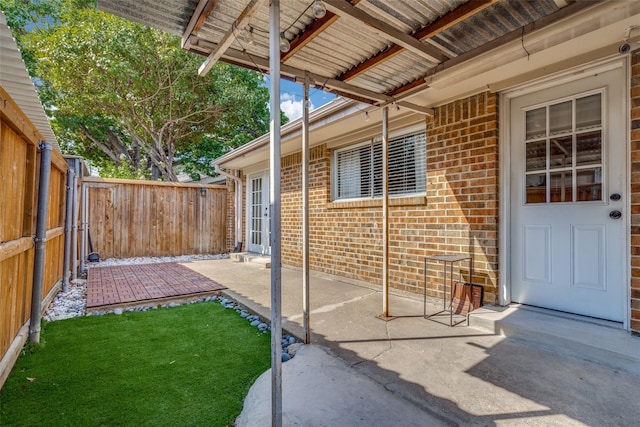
[214,96,359,168]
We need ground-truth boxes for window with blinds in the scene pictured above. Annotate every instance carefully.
[333,130,426,200]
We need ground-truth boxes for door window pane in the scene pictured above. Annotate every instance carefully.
[523,92,603,204]
[550,171,573,203]
[549,136,572,169]
[576,94,601,130]
[526,140,546,171]
[576,131,601,166]
[251,178,262,245]
[550,101,572,135]
[576,168,602,202]
[526,173,546,203]
[526,107,546,140]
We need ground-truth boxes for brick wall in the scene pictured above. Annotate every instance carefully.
[235,78,639,332]
[276,91,499,303]
[281,146,330,267]
[423,92,499,302]
[630,52,640,333]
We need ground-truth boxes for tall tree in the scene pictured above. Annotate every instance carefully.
[4,0,280,180]
[0,0,66,74]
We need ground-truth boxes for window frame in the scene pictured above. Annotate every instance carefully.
[522,88,605,205]
[331,124,427,202]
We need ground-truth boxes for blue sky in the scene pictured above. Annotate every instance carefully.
[277,78,336,120]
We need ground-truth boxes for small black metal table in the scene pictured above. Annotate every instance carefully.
[424,254,473,326]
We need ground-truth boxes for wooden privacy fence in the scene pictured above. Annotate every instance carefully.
[0,86,68,388]
[84,177,227,259]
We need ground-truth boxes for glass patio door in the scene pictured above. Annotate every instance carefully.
[247,172,270,255]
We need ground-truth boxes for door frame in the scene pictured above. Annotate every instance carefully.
[498,56,630,329]
[246,170,270,255]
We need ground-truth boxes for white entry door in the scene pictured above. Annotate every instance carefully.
[247,172,270,255]
[509,64,626,322]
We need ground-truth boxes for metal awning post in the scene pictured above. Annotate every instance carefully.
[382,106,390,318]
[269,1,283,426]
[302,72,310,344]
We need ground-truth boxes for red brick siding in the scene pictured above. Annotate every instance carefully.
[231,75,639,331]
[281,146,329,266]
[276,92,499,303]
[630,52,640,333]
[422,92,499,302]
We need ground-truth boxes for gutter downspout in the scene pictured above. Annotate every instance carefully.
[29,142,52,343]
[77,174,84,276]
[61,168,74,292]
[215,163,243,252]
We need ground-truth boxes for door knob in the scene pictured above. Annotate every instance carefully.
[609,210,622,219]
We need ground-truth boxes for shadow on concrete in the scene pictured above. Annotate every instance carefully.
[184,259,640,426]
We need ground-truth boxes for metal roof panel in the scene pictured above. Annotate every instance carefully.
[97,0,585,108]
[0,12,59,150]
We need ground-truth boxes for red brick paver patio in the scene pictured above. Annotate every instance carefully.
[86,262,226,311]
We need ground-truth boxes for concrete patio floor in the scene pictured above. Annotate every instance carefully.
[184,258,640,426]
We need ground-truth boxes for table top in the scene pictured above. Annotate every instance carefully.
[426,254,472,262]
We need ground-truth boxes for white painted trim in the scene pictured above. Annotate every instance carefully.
[324,113,425,150]
[245,171,256,254]
[245,170,270,255]
[499,92,511,306]
[623,56,631,331]
[499,56,630,328]
[500,57,624,101]
[215,98,357,165]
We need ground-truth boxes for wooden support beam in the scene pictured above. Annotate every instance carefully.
[215,45,433,115]
[282,0,362,62]
[338,0,497,81]
[386,79,429,98]
[323,0,447,63]
[281,12,339,62]
[198,0,266,76]
[413,0,498,40]
[181,0,219,48]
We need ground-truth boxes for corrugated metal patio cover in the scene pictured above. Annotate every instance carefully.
[98,0,590,111]
[0,12,60,151]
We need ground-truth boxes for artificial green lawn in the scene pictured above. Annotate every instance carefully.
[0,302,271,426]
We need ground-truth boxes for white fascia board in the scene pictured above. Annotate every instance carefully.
[408,0,640,107]
[213,97,360,168]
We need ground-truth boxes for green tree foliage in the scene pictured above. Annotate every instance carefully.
[0,0,63,74]
[2,0,280,180]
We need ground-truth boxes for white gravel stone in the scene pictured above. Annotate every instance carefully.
[89,253,228,268]
[43,282,87,321]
